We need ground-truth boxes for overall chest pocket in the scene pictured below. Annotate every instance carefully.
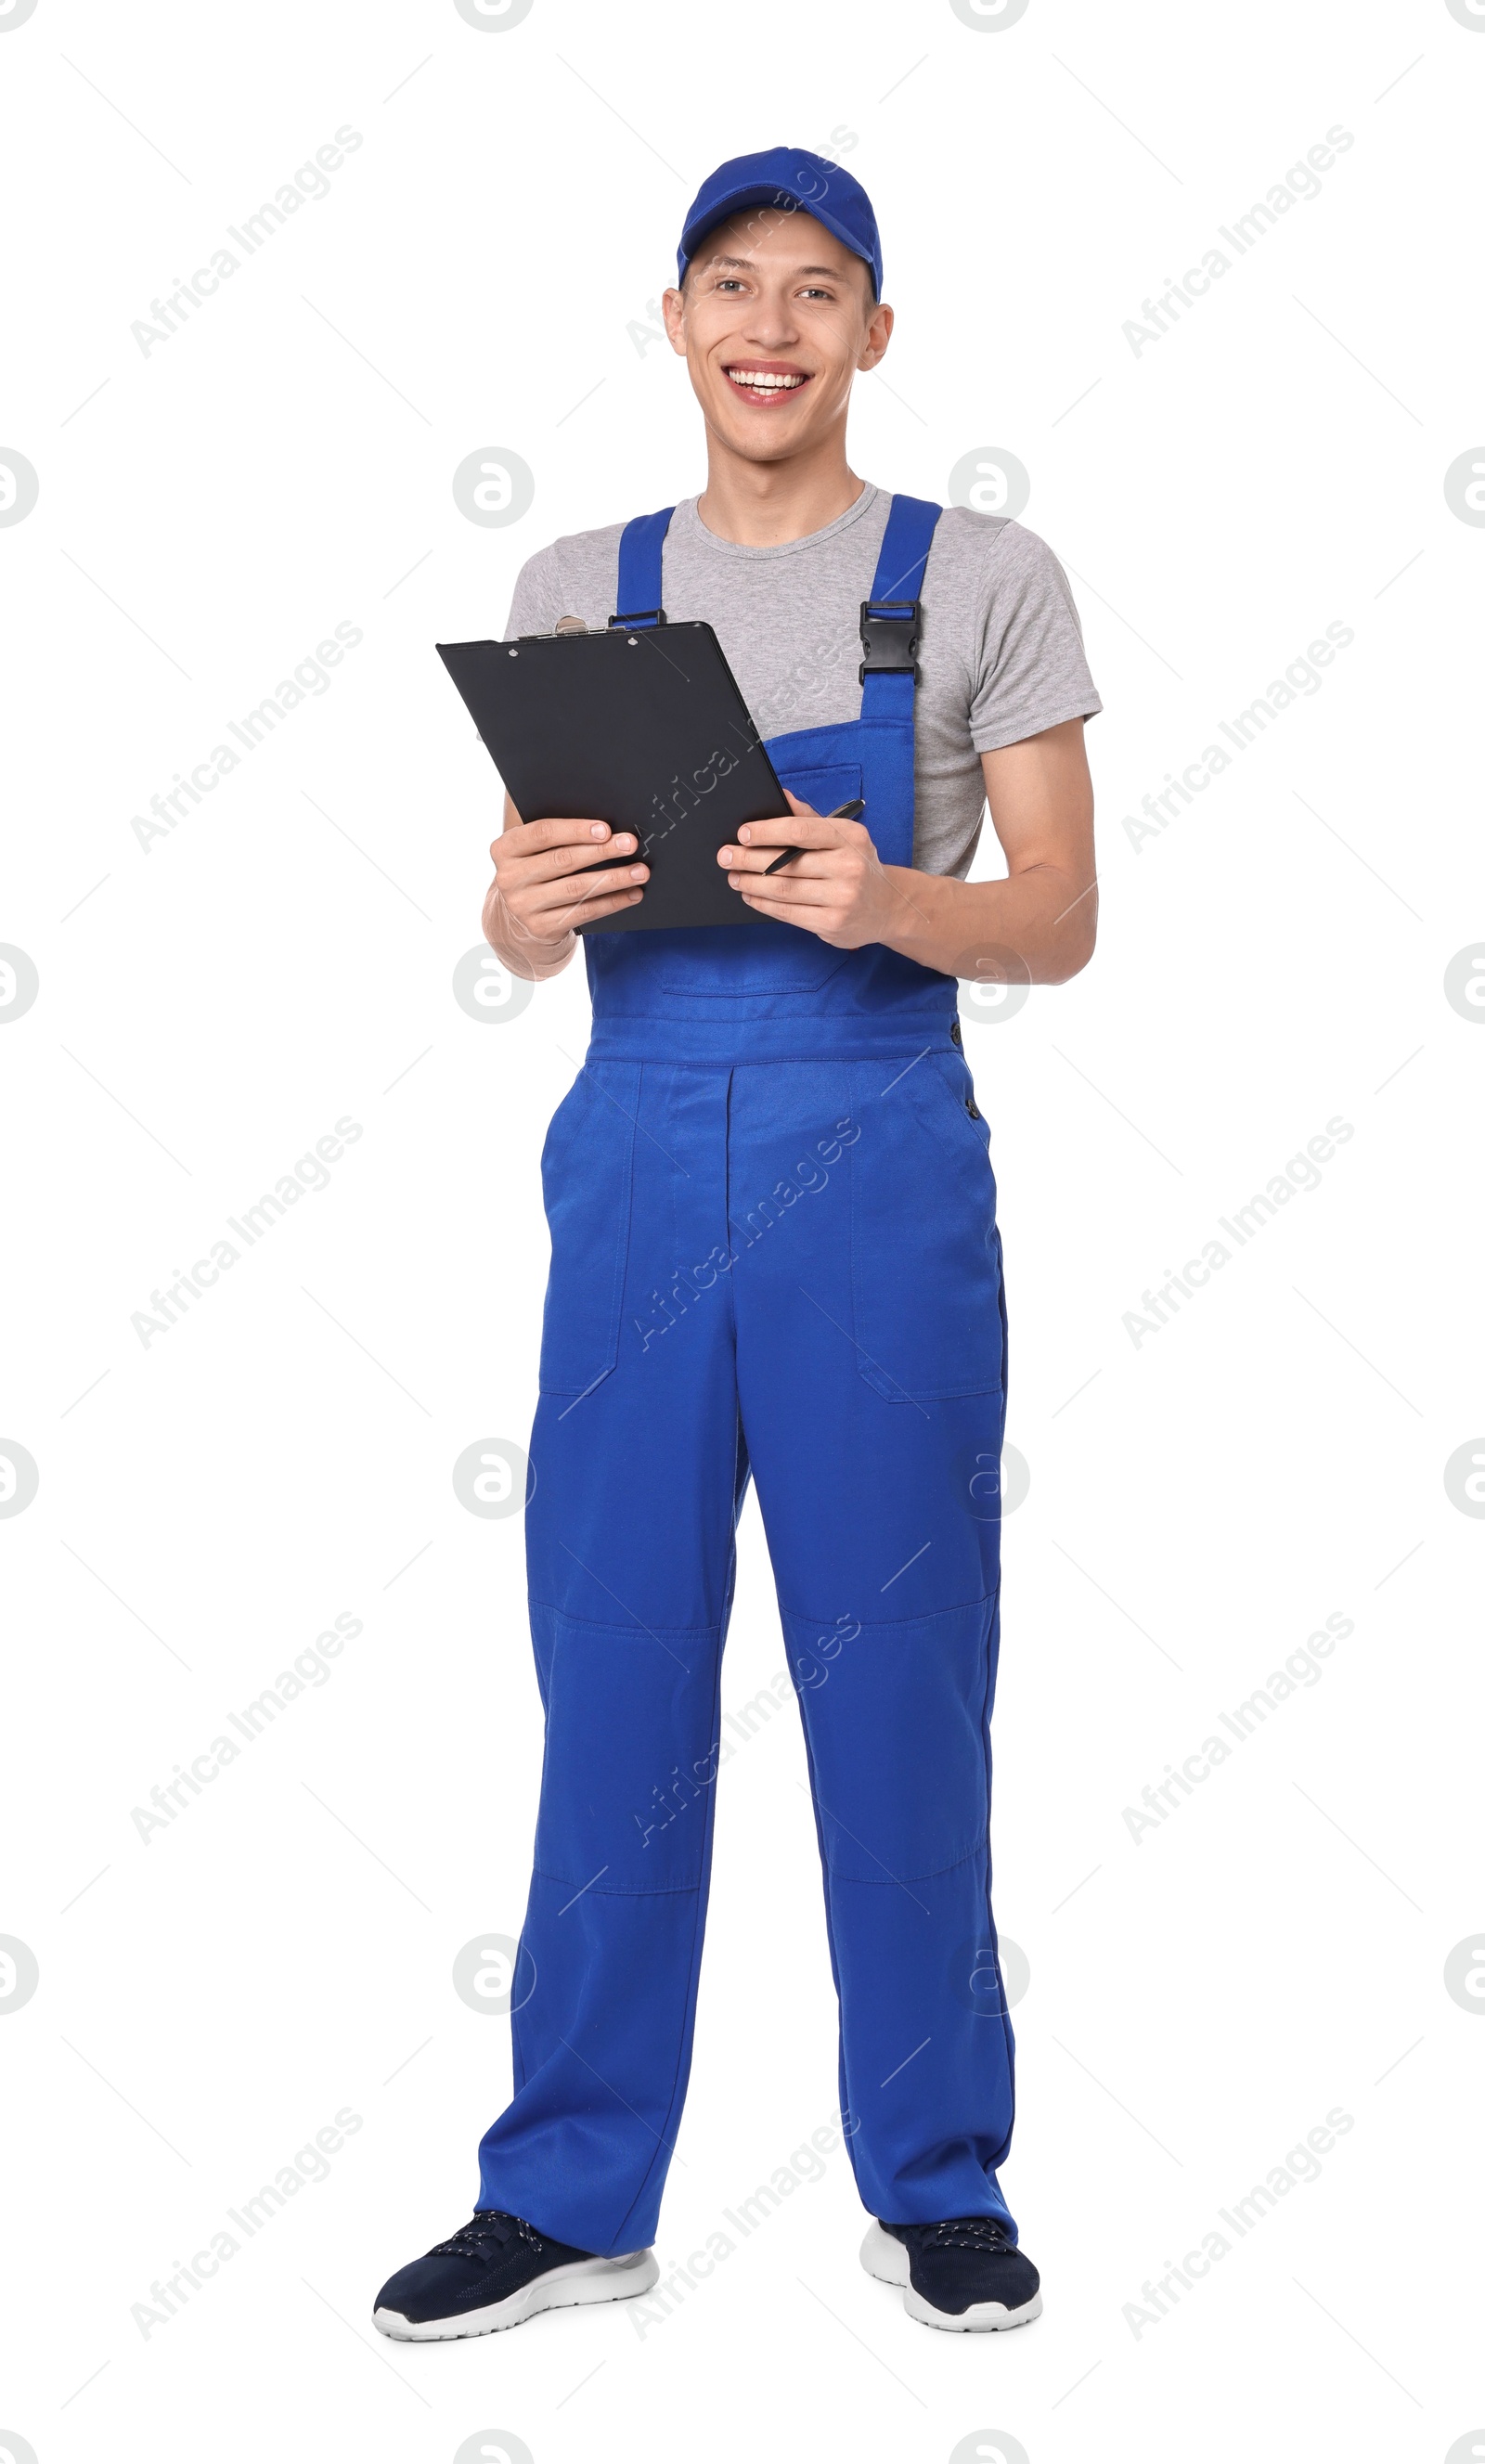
[637,758,863,996]
[850,1052,1005,1403]
[734,757,863,993]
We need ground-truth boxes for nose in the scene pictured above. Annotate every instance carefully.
[739,289,801,354]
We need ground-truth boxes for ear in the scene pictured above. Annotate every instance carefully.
[662,286,688,356]
[857,300,895,372]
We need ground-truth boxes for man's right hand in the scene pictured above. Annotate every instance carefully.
[482,796,648,978]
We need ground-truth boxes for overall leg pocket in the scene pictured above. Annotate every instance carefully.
[850,1053,1004,1403]
[537,1063,639,1397]
[783,1601,991,1881]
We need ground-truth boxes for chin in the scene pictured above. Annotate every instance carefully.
[709,400,816,456]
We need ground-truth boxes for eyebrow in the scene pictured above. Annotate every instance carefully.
[704,254,848,279]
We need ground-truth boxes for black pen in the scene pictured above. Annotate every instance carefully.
[763,797,865,874]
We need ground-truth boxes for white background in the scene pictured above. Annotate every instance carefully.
[2,2,1482,2459]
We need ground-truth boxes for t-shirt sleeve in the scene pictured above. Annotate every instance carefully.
[501,547,562,642]
[968,522,1103,752]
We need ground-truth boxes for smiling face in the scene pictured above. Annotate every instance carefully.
[664,206,893,465]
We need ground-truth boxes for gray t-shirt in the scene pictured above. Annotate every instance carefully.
[501,483,1102,877]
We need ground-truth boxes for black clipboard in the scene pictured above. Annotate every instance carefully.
[436,623,792,933]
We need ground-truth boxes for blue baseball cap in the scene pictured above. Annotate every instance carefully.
[678,147,883,300]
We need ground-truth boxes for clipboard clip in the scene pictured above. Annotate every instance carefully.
[607,607,667,630]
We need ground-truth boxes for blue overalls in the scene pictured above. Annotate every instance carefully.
[477,495,1020,2251]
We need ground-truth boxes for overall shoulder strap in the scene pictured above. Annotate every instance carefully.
[859,494,942,717]
[612,507,676,627]
[868,493,941,608]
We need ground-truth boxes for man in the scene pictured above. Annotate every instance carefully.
[375,145,1099,2342]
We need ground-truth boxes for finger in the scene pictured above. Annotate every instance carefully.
[732,812,865,850]
[717,842,844,876]
[728,874,838,910]
[566,886,646,923]
[529,861,649,917]
[495,832,639,882]
[544,834,640,879]
[733,889,840,934]
[506,878,645,939]
[498,814,624,856]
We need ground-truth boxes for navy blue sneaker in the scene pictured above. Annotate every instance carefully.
[860,2215,1042,2331]
[373,2208,658,2341]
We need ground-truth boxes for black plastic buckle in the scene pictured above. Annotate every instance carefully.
[607,607,666,630]
[859,597,920,683]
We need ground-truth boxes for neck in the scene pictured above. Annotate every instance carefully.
[695,421,865,548]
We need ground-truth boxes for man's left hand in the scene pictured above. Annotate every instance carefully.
[717,793,898,948]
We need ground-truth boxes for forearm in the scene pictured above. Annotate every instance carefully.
[874,861,1097,984]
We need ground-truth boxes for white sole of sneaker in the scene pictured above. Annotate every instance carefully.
[859,2223,1043,2333]
[374,2248,659,2341]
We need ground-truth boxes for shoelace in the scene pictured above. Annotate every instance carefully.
[433,2210,545,2260]
[917,2217,1014,2254]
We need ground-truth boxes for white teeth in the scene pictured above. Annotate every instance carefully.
[728,371,806,391]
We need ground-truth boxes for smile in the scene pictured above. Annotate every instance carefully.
[723,365,811,403]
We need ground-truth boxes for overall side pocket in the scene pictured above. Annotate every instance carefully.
[537,1064,639,1396]
[850,1053,1004,1403]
